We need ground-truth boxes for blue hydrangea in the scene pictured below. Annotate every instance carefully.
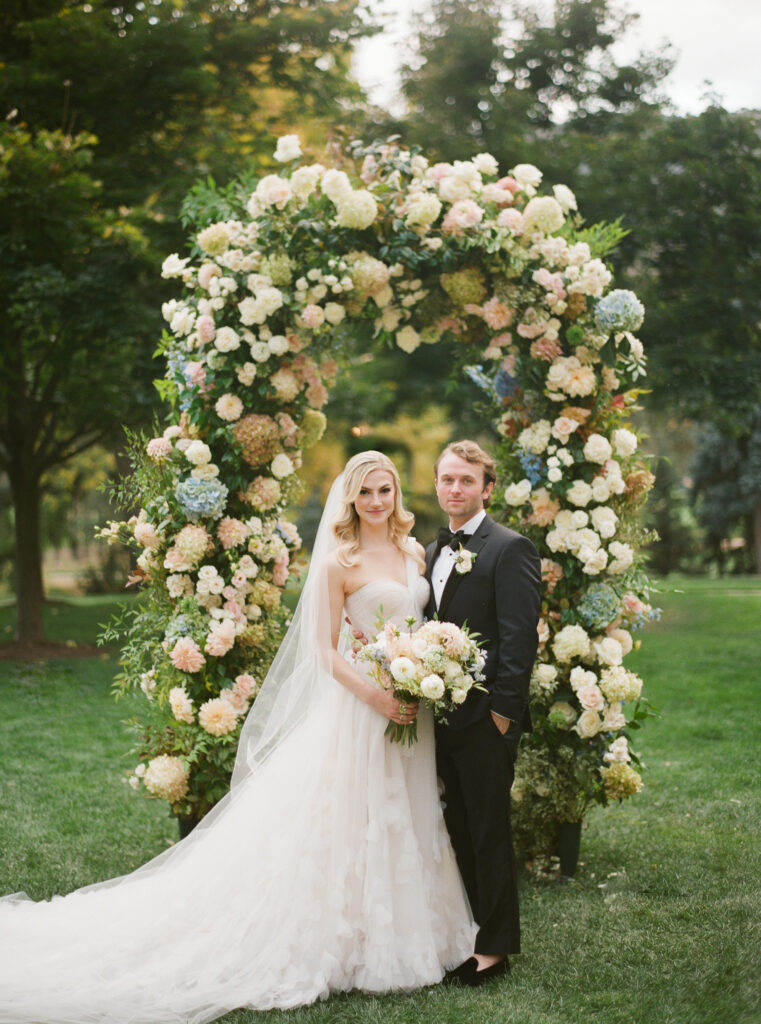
[519,451,545,486]
[167,351,188,379]
[494,366,519,398]
[164,614,193,646]
[175,477,228,522]
[594,289,645,334]
[577,583,621,632]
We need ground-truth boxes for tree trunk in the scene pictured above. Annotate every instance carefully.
[9,466,45,643]
[754,499,761,576]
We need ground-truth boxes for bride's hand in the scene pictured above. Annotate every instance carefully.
[372,689,419,725]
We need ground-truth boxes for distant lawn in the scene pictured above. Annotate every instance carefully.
[0,578,759,1024]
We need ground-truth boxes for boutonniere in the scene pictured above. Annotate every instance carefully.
[453,546,476,575]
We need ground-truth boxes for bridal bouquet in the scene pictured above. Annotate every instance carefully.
[356,617,486,744]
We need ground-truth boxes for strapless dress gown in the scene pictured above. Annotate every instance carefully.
[0,557,475,1023]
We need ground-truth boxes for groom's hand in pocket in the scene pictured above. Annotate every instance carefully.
[491,711,511,735]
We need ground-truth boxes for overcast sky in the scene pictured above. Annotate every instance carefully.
[353,0,761,116]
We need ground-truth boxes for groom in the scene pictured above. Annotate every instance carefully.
[426,440,541,986]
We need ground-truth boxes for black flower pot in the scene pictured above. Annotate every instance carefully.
[557,820,582,878]
[177,815,199,840]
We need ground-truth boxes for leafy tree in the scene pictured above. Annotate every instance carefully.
[1,0,371,218]
[0,124,152,643]
[616,107,761,430]
[0,0,373,643]
[390,0,671,164]
[690,415,761,574]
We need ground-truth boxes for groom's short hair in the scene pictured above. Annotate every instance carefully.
[435,440,496,506]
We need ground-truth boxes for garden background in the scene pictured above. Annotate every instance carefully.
[1,1,759,1020]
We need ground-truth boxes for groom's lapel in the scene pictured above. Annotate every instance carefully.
[437,518,491,620]
[425,541,439,580]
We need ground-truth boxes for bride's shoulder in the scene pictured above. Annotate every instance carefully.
[323,547,346,578]
[405,535,427,573]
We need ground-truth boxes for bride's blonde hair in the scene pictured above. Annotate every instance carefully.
[332,451,418,568]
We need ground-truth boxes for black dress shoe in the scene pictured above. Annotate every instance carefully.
[463,957,511,987]
[443,957,478,984]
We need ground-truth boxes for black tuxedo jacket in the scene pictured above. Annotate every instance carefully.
[425,514,541,735]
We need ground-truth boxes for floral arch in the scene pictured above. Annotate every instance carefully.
[104,135,658,862]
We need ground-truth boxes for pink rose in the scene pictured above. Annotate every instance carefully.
[533,268,567,298]
[184,361,206,388]
[223,600,247,624]
[497,175,520,194]
[496,208,523,232]
[197,263,221,290]
[220,688,249,716]
[551,416,580,443]
[234,673,257,698]
[146,437,172,460]
[622,593,645,615]
[577,684,605,712]
[196,315,216,344]
[427,162,452,183]
[272,552,289,587]
[301,304,325,330]
[441,199,484,235]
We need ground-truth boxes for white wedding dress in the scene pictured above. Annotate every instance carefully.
[0,555,475,1024]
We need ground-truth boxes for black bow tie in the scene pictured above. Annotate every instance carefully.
[437,526,466,552]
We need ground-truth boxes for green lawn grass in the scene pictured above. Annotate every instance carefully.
[1,578,759,1024]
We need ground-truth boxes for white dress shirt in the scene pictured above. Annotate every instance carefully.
[431,509,486,608]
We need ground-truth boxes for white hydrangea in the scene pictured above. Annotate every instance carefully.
[518,420,552,455]
[522,196,565,235]
[553,183,577,213]
[335,189,379,230]
[405,193,443,227]
[552,624,591,663]
[274,134,302,162]
[271,453,295,479]
[600,666,643,703]
[321,168,352,202]
[472,152,499,176]
[604,736,632,763]
[510,163,543,193]
[396,326,421,353]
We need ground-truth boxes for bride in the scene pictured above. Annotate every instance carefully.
[0,451,475,1023]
